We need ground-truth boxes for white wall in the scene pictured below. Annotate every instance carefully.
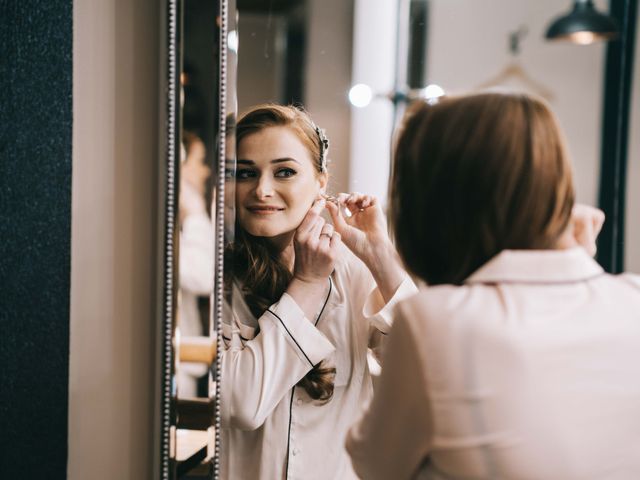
[349,0,398,205]
[70,0,159,478]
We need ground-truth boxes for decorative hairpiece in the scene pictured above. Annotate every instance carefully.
[315,125,330,172]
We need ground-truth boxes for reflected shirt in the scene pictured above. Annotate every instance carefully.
[347,248,640,480]
[220,246,417,480]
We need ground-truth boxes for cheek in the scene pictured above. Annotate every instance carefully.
[285,179,319,210]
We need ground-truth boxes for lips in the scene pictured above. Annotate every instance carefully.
[246,205,285,214]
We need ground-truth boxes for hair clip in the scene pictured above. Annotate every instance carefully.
[315,126,330,172]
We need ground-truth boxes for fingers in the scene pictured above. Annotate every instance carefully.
[337,192,377,216]
[329,231,342,251]
[306,216,326,245]
[318,223,334,249]
[571,204,605,257]
[326,200,348,231]
[296,198,326,235]
[320,223,334,238]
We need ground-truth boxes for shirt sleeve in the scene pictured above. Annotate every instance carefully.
[362,274,418,334]
[345,304,433,480]
[220,292,335,431]
[179,212,214,295]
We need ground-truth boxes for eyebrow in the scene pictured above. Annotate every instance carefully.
[237,157,301,165]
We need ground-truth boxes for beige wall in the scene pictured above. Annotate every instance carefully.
[625,6,640,273]
[427,0,608,207]
[70,0,160,478]
[305,0,353,195]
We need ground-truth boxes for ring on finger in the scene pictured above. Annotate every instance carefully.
[320,225,334,238]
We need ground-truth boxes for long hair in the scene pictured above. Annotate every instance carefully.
[390,92,575,285]
[228,104,336,402]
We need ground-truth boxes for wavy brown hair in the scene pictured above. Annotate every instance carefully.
[227,104,336,402]
[390,92,575,285]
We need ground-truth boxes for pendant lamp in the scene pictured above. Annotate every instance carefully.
[545,0,619,45]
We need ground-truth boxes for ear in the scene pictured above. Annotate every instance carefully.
[318,172,328,194]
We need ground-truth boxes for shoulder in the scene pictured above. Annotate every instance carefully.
[618,272,640,291]
[394,283,491,336]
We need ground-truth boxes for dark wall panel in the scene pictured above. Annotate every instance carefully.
[0,1,72,478]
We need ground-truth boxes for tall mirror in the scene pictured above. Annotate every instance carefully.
[157,0,636,477]
[158,0,236,478]
[218,0,637,479]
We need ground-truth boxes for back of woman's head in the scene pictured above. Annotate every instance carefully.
[390,92,575,285]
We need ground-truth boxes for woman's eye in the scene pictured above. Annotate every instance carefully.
[275,168,297,178]
[236,168,257,180]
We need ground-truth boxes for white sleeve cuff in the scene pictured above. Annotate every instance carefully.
[362,275,418,334]
[266,293,335,366]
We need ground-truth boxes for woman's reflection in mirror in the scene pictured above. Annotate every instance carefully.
[220,104,417,479]
[346,92,640,480]
[178,130,214,397]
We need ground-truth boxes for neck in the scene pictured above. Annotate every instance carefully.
[267,231,296,271]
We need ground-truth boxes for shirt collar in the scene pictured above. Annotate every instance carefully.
[465,248,604,285]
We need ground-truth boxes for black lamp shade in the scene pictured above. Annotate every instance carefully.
[546,0,619,44]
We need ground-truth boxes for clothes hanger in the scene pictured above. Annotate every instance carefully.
[476,26,555,102]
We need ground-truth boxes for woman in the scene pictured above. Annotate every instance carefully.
[220,104,416,479]
[346,92,640,479]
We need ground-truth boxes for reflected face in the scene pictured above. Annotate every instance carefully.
[236,126,326,239]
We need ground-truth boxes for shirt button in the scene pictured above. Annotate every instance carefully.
[296,397,303,405]
[292,448,299,456]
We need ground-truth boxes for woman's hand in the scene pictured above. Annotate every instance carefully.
[556,204,605,256]
[293,198,342,284]
[325,193,389,263]
[571,204,605,257]
[287,199,342,320]
[326,193,405,303]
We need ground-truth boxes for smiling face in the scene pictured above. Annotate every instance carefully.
[236,125,327,241]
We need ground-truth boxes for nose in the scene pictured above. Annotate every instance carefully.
[254,174,274,199]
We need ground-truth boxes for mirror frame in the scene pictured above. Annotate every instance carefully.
[157,0,230,477]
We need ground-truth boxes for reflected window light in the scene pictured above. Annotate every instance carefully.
[419,84,445,104]
[228,30,239,53]
[349,83,373,108]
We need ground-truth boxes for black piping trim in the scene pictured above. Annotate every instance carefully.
[314,277,332,327]
[284,277,331,479]
[222,334,252,343]
[285,387,295,479]
[466,272,606,286]
[267,309,314,367]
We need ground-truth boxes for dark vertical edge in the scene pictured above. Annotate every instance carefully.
[407,0,429,89]
[157,0,182,477]
[283,1,307,105]
[0,1,72,479]
[597,0,638,272]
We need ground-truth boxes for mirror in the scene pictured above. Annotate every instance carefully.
[158,0,636,477]
[217,0,636,478]
[158,0,235,477]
